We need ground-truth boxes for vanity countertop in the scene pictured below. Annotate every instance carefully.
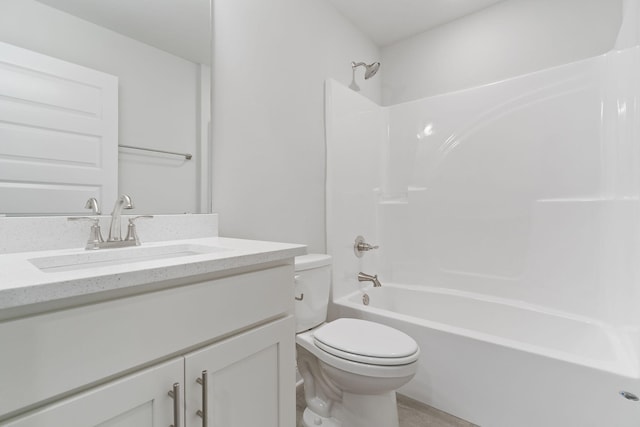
[0,237,306,312]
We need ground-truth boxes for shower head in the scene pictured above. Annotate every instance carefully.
[352,61,381,79]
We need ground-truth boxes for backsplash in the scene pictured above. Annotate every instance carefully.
[0,214,219,254]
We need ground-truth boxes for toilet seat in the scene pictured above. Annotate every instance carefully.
[314,340,419,365]
[313,318,419,366]
[296,329,418,379]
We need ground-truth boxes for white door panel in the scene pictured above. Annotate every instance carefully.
[0,41,117,215]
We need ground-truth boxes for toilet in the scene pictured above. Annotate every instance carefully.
[294,254,419,427]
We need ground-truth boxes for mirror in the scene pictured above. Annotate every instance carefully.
[0,0,211,216]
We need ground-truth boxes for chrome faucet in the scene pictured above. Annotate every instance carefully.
[358,272,382,287]
[70,195,152,250]
[108,194,134,242]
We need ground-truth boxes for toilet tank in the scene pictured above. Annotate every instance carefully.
[294,254,332,333]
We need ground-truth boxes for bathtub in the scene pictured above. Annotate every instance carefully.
[332,284,640,427]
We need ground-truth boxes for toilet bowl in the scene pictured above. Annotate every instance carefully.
[294,254,419,427]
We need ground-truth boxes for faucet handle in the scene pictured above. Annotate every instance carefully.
[129,215,154,221]
[354,235,379,257]
[68,217,104,249]
[124,215,154,245]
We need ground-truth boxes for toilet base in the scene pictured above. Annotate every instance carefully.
[303,407,341,427]
[337,391,400,427]
[301,391,400,427]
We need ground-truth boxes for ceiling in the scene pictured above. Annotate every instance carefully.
[34,0,505,64]
[325,0,506,46]
[35,0,210,65]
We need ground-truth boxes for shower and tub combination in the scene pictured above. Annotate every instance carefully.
[325,2,640,426]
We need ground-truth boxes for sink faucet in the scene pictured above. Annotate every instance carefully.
[70,195,151,250]
[108,194,134,242]
[358,272,382,287]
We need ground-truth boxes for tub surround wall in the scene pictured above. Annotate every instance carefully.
[384,46,640,326]
[325,80,388,309]
[327,36,640,328]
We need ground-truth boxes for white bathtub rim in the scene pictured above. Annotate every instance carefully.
[334,284,639,379]
[348,282,620,326]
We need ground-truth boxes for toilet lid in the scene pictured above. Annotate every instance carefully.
[313,318,419,366]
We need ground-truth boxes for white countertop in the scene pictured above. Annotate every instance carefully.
[0,237,306,311]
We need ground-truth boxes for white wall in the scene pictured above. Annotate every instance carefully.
[212,0,381,252]
[381,0,623,104]
[0,0,202,214]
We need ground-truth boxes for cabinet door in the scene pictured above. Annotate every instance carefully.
[184,316,296,427]
[3,358,183,427]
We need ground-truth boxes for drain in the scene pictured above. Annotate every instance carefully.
[620,391,639,401]
[362,293,369,306]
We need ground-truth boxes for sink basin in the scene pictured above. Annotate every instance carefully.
[29,244,228,273]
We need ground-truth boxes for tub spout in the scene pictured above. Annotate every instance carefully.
[358,272,382,287]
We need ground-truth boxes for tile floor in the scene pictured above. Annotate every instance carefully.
[296,386,478,427]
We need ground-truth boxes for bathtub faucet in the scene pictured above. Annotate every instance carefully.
[358,272,382,287]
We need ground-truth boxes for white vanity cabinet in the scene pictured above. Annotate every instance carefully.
[3,317,294,427]
[0,261,298,427]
